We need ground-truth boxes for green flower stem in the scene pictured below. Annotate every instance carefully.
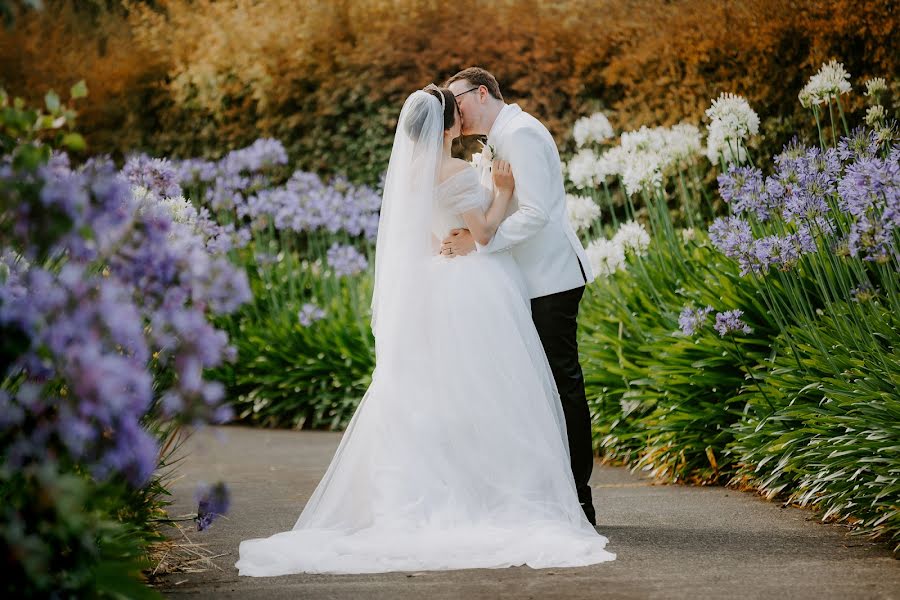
[689,162,713,221]
[835,95,851,138]
[728,335,774,415]
[812,107,826,150]
[601,179,618,228]
[827,102,839,148]
[677,169,696,229]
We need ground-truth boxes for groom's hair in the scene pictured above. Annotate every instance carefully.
[444,67,503,101]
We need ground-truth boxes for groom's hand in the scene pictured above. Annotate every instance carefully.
[440,229,476,258]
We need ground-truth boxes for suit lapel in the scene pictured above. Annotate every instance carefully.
[487,104,522,150]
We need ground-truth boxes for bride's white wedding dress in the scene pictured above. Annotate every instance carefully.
[235,90,615,576]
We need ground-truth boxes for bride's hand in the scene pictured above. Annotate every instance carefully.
[492,160,514,195]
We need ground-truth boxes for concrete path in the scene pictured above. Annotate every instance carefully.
[156,426,898,599]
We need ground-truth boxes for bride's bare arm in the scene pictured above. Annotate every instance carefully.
[461,160,515,246]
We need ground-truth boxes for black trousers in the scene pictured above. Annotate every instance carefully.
[530,282,596,525]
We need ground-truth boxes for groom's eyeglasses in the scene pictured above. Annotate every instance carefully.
[454,87,479,99]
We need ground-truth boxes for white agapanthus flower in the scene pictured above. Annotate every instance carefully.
[132,186,199,226]
[599,145,627,180]
[566,194,601,233]
[573,112,614,147]
[586,238,626,278]
[665,123,704,162]
[619,126,667,155]
[568,121,704,198]
[705,93,760,142]
[601,124,703,196]
[621,153,664,197]
[131,185,154,204]
[864,77,887,97]
[705,119,748,165]
[612,220,651,256]
[566,148,602,189]
[612,127,666,196]
[595,151,620,182]
[704,93,758,166]
[798,60,852,108]
[162,196,199,226]
[865,105,885,126]
[680,227,696,244]
[469,151,483,169]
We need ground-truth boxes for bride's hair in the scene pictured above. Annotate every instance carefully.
[404,87,457,141]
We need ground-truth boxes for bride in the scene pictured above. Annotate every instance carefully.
[235,85,616,576]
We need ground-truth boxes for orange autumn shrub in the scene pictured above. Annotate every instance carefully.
[0,1,166,156]
[601,0,898,127]
[1,0,896,183]
[125,0,634,182]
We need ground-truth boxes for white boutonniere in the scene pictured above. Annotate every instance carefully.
[470,141,496,171]
[481,141,496,166]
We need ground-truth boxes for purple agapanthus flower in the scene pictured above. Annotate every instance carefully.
[708,216,752,257]
[837,126,879,162]
[678,305,713,336]
[0,144,252,492]
[175,158,219,186]
[195,481,230,531]
[850,281,878,302]
[220,138,288,176]
[123,154,183,199]
[326,243,368,277]
[782,185,832,224]
[837,153,900,262]
[708,216,760,274]
[718,166,776,221]
[714,310,753,337]
[779,146,839,225]
[236,169,381,240]
[838,156,895,217]
[298,303,326,327]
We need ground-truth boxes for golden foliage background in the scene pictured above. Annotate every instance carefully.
[1,0,897,182]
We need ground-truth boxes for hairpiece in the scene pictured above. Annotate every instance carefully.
[423,83,446,110]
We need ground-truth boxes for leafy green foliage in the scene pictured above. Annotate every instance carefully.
[215,244,375,429]
[1,464,162,599]
[580,236,773,482]
[0,86,200,597]
[730,301,900,552]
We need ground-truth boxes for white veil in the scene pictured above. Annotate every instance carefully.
[370,88,444,371]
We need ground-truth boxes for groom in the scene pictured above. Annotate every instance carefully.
[441,67,599,526]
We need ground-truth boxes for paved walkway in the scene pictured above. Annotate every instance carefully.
[156,426,898,599]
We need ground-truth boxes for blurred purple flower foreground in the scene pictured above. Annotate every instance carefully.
[195,481,231,531]
[0,152,251,489]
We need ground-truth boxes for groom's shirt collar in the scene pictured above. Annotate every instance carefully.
[487,103,521,147]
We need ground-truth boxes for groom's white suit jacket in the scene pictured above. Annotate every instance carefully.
[475,104,595,299]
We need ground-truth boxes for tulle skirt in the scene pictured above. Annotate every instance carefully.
[236,251,616,575]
